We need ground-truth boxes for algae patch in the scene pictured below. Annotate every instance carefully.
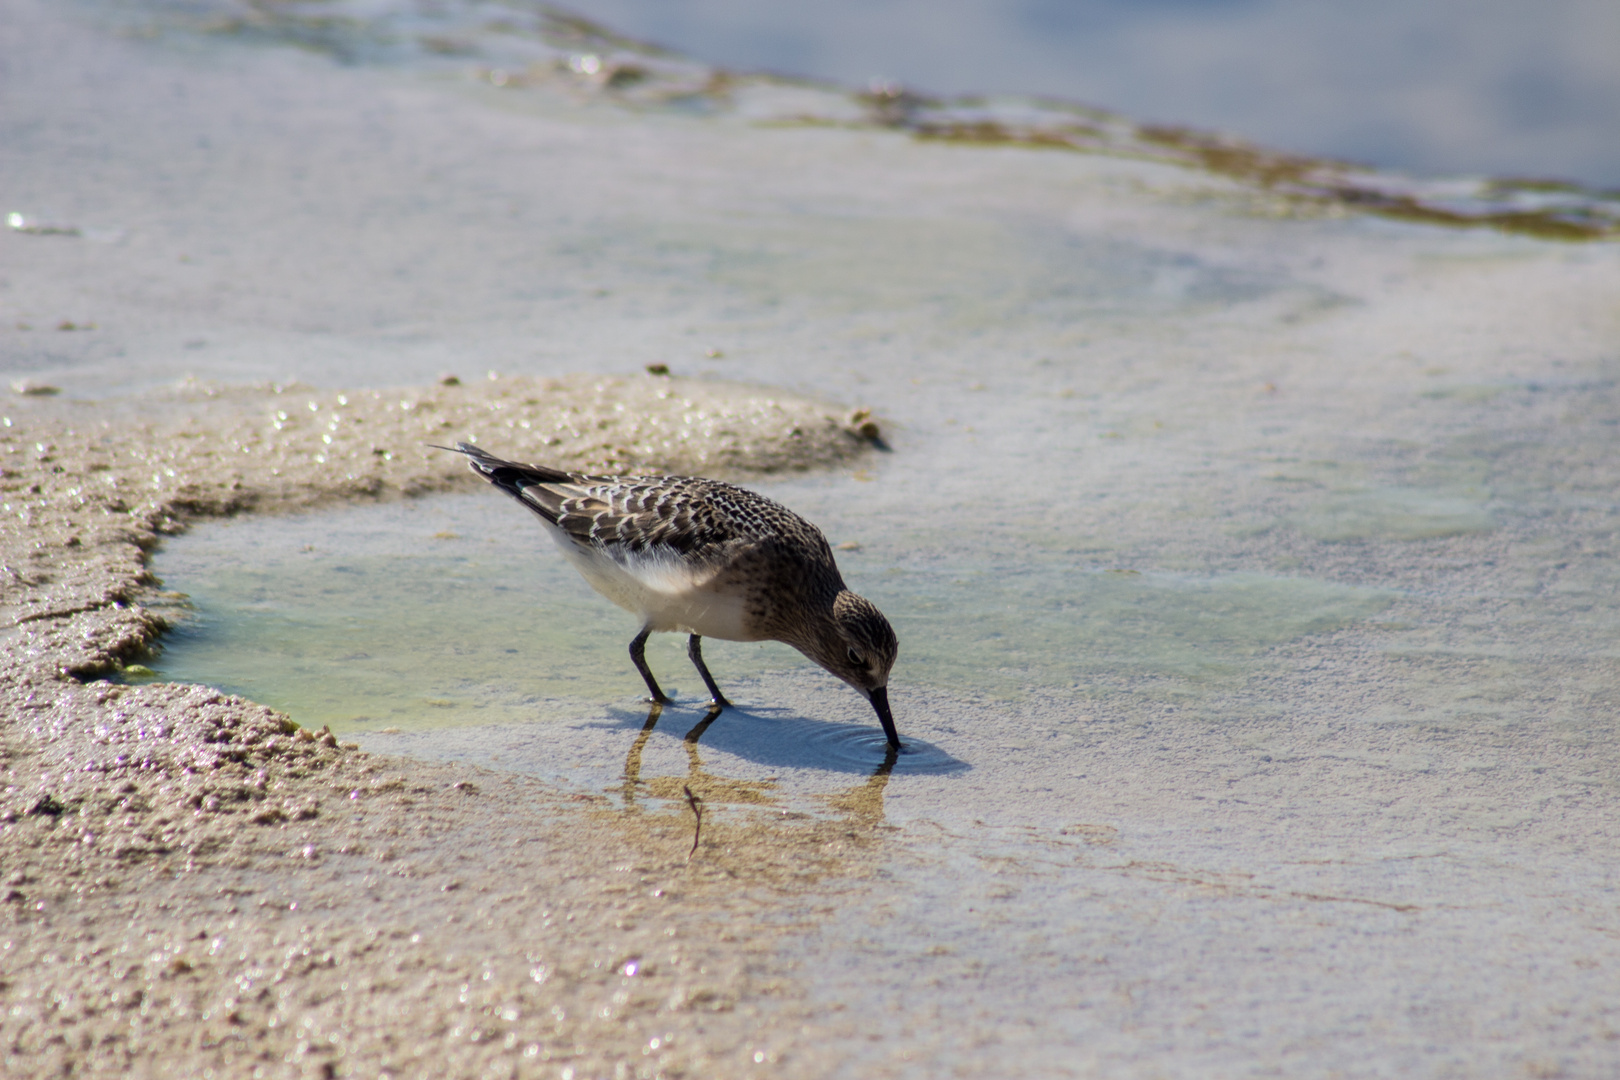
[891,568,1395,701]
[144,489,1397,736]
[1290,488,1493,542]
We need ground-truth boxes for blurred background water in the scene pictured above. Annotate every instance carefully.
[570,0,1620,186]
[88,0,1618,245]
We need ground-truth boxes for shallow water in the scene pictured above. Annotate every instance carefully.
[575,0,1620,188]
[148,489,1396,730]
[148,317,1620,814]
[46,0,1620,1070]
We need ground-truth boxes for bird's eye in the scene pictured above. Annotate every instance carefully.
[846,647,864,666]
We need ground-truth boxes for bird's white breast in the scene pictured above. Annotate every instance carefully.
[540,521,756,641]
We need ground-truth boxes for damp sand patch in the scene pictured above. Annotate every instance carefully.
[0,373,891,1078]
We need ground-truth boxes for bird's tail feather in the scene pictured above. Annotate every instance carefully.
[434,442,573,506]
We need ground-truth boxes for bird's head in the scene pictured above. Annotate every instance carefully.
[800,590,901,746]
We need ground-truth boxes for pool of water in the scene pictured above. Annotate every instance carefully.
[146,489,1396,733]
[146,350,1620,812]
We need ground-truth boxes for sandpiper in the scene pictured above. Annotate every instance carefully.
[443,443,902,747]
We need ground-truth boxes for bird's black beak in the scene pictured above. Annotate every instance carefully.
[870,686,901,749]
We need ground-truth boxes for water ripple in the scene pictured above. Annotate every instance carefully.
[799,723,966,775]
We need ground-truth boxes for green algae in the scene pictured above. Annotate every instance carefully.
[143,495,814,733]
[888,567,1394,700]
[1289,488,1494,542]
[146,493,1395,730]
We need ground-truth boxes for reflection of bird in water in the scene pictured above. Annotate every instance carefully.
[620,702,899,843]
[622,704,780,809]
[444,443,903,747]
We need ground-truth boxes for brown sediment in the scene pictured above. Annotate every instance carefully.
[1134,126,1620,241]
[913,120,1089,152]
[0,374,889,1077]
[895,114,1620,242]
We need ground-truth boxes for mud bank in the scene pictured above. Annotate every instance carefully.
[1,375,885,1077]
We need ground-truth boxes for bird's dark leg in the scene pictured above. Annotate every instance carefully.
[629,627,671,704]
[686,635,732,708]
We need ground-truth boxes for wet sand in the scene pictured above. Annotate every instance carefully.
[0,376,888,1077]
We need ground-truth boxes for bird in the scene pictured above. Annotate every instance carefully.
[442,443,903,747]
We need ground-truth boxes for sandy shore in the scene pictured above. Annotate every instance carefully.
[1,375,891,1077]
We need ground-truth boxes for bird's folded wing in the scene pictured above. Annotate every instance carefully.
[517,483,721,556]
[517,483,597,536]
